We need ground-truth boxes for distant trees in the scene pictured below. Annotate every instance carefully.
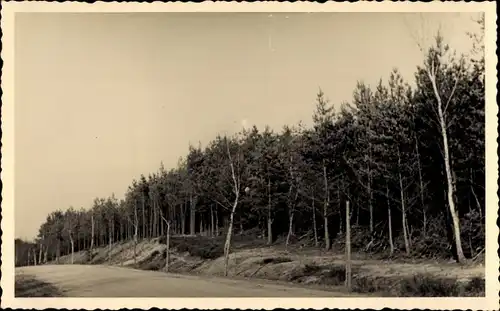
[15,239,36,267]
[24,30,484,267]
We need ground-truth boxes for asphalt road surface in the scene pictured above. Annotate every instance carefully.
[15,265,342,297]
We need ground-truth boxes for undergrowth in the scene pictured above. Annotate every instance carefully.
[399,273,485,297]
[158,235,224,260]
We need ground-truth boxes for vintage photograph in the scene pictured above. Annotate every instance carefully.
[1,2,497,310]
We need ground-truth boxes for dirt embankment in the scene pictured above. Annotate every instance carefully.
[52,235,485,296]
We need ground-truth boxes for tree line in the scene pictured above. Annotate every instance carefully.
[17,29,485,270]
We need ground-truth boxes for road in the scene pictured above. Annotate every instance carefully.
[15,265,342,297]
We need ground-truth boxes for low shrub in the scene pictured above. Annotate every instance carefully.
[289,263,348,286]
[352,276,382,293]
[399,273,461,297]
[322,265,346,286]
[158,235,224,260]
[463,277,485,296]
[261,257,293,265]
[460,210,485,259]
[191,244,224,259]
[176,242,190,253]
[303,263,322,274]
[140,260,164,271]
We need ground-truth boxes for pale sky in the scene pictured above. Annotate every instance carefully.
[15,12,480,240]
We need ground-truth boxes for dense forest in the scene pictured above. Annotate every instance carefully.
[17,26,485,271]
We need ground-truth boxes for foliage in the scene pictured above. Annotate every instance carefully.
[160,236,225,260]
[399,274,462,297]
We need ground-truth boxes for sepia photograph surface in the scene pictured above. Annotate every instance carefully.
[1,1,498,310]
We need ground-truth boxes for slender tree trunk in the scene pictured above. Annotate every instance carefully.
[210,205,215,237]
[266,215,273,245]
[174,206,179,235]
[155,200,159,237]
[468,199,474,257]
[428,69,465,263]
[151,199,155,238]
[90,214,95,254]
[120,220,124,242]
[345,201,352,292]
[356,204,360,226]
[111,218,115,246]
[155,203,159,238]
[165,221,170,272]
[181,201,186,235]
[368,167,373,235]
[398,152,410,255]
[285,209,294,248]
[406,208,412,248]
[224,198,238,277]
[285,190,299,248]
[470,169,484,234]
[215,206,219,236]
[108,226,112,261]
[312,193,319,247]
[415,137,427,238]
[142,196,146,239]
[161,204,165,237]
[223,137,240,277]
[261,219,266,240]
[323,160,331,250]
[386,184,394,256]
[367,118,374,236]
[338,187,343,235]
[190,194,196,235]
[56,240,61,264]
[38,245,43,265]
[126,222,130,241]
[69,232,75,264]
[267,176,273,245]
[285,161,296,248]
[173,214,177,235]
[149,204,154,238]
[324,203,330,250]
[134,203,139,265]
[39,238,43,264]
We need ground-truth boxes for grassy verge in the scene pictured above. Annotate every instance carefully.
[15,275,65,297]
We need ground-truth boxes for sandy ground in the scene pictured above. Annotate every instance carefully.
[15,265,352,297]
